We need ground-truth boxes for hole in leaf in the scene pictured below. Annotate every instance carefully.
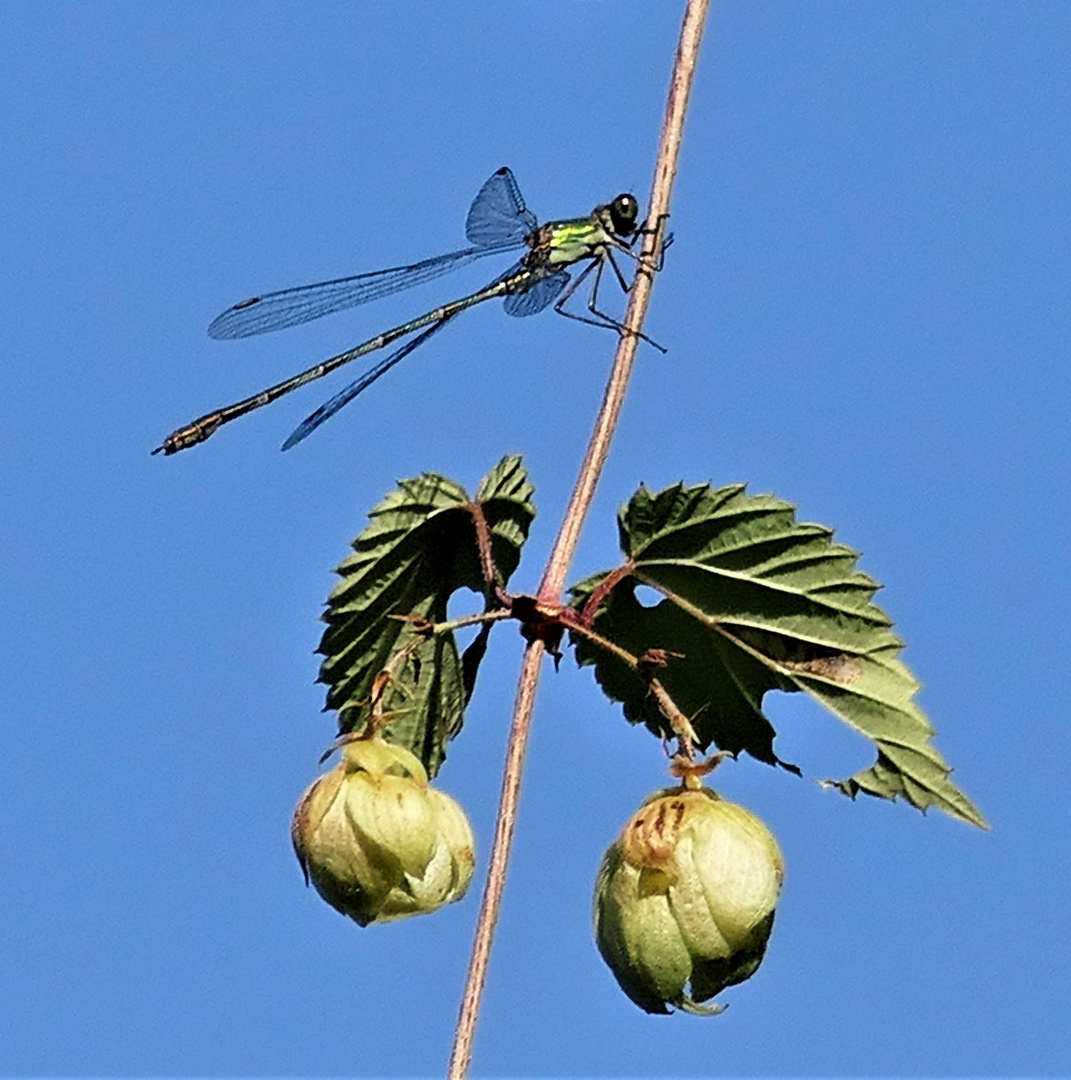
[634,584,663,608]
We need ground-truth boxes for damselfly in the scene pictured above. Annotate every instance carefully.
[155,168,655,455]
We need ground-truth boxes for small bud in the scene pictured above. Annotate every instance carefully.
[291,736,475,926]
[594,785,784,1015]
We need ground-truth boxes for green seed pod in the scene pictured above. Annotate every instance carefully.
[291,736,475,926]
[594,784,784,1015]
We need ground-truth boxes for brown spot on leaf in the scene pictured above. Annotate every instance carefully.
[778,653,861,683]
[730,626,861,684]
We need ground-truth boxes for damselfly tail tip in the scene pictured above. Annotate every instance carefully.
[153,421,211,456]
[152,435,180,456]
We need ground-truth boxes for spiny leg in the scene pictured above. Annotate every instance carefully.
[630,212,673,272]
[553,253,666,353]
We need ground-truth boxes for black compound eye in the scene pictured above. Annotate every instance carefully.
[611,194,639,235]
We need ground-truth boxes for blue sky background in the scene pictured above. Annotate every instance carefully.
[2,2,1068,1076]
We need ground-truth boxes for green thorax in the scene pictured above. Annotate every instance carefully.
[527,215,616,269]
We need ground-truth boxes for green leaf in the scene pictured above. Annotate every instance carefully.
[318,455,535,776]
[570,482,986,828]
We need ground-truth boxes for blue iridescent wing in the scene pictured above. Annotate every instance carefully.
[280,316,456,450]
[208,245,515,340]
[465,167,538,248]
[503,270,570,318]
[210,169,534,340]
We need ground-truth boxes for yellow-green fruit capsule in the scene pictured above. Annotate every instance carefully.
[291,736,475,926]
[594,785,784,1015]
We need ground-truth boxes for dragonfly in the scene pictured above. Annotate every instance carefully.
[154,167,657,456]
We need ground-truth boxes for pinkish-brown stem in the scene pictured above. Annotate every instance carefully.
[448,3,714,1075]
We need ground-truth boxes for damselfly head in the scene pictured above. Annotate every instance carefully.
[607,194,640,237]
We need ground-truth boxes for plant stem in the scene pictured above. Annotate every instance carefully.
[428,609,513,637]
[537,37,707,599]
[447,3,712,1075]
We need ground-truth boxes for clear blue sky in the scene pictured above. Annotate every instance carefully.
[2,2,1068,1076]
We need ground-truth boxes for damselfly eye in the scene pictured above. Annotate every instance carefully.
[610,194,639,236]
